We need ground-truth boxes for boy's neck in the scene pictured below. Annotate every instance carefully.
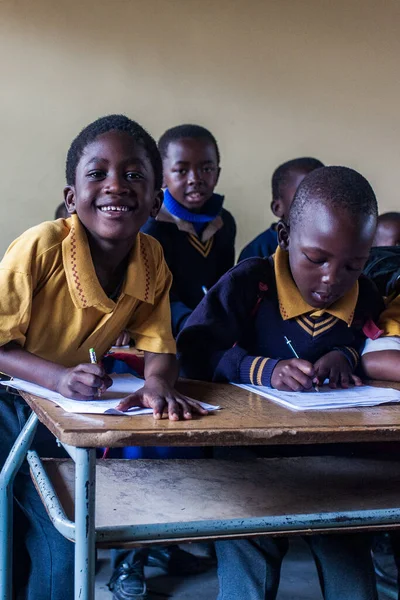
[86,231,136,293]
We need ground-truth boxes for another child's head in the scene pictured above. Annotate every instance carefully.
[271,157,324,221]
[54,202,69,219]
[158,124,220,211]
[278,166,378,309]
[373,212,400,247]
[64,115,163,244]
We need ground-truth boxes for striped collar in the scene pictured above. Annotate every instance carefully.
[274,246,358,326]
[62,214,155,310]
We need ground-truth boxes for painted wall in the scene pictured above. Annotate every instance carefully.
[1,0,399,256]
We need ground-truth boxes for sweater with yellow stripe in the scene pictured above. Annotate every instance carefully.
[177,248,384,386]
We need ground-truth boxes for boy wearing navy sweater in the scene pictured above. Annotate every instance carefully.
[238,156,324,261]
[178,166,383,600]
[141,124,236,335]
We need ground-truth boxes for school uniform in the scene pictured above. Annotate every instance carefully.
[141,189,236,336]
[362,295,400,354]
[0,214,175,599]
[238,224,278,261]
[177,247,382,600]
[378,294,400,336]
[177,247,383,384]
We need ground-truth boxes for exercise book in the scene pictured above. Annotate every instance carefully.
[232,382,400,411]
[1,374,220,416]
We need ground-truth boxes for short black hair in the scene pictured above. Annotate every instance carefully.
[66,114,163,189]
[272,157,324,200]
[377,211,400,224]
[158,124,220,164]
[289,166,378,227]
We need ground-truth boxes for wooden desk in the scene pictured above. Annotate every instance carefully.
[23,379,400,447]
[2,380,400,600]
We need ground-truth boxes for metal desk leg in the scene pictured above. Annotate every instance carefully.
[74,447,96,600]
[0,412,39,600]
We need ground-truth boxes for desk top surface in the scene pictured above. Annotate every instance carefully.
[22,379,400,448]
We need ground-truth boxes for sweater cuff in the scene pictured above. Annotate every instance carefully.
[333,346,359,370]
[239,355,279,387]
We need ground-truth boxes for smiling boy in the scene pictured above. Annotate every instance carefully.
[141,124,236,335]
[177,165,383,600]
[0,115,207,599]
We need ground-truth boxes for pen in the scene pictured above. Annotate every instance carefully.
[89,347,101,398]
[284,336,319,392]
[202,286,208,296]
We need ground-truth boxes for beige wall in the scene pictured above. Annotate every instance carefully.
[1,0,399,257]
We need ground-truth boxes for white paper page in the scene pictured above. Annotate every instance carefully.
[1,374,220,416]
[232,382,400,411]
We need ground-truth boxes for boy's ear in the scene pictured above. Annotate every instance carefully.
[277,220,290,251]
[63,186,77,214]
[150,190,163,218]
[271,198,284,219]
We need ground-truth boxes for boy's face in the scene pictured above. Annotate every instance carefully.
[162,138,220,211]
[64,131,162,244]
[279,202,376,309]
[373,220,400,247]
[272,169,309,221]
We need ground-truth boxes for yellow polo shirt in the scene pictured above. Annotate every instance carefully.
[0,214,176,367]
[379,295,400,337]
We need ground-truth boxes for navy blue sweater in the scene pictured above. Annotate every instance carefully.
[238,225,278,261]
[142,208,236,336]
[177,258,384,386]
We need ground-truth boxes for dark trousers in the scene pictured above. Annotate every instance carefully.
[216,534,378,600]
[0,392,74,600]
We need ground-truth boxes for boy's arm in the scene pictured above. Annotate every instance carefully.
[177,260,314,389]
[0,342,111,399]
[115,351,208,420]
[362,350,400,381]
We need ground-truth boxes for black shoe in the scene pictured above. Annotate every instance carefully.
[146,545,215,576]
[108,560,147,600]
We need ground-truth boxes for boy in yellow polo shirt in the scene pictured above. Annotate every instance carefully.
[0,114,207,600]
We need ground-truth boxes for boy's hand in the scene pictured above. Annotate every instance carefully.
[115,375,209,420]
[271,359,315,391]
[57,364,113,400]
[113,330,131,347]
[314,350,362,388]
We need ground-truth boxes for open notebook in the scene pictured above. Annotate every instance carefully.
[1,374,220,416]
[232,382,400,411]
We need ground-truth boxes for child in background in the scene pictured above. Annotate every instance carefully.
[238,156,324,261]
[178,166,382,600]
[141,124,236,336]
[54,201,68,219]
[0,114,207,599]
[373,211,400,247]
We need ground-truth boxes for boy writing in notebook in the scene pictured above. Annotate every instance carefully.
[178,166,383,599]
[141,124,236,335]
[238,156,324,261]
[0,114,207,599]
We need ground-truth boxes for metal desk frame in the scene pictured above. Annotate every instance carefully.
[2,408,400,599]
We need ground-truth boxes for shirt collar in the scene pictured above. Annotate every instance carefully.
[62,215,155,310]
[274,246,359,326]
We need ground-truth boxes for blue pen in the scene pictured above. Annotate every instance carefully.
[284,336,319,392]
[202,286,208,296]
